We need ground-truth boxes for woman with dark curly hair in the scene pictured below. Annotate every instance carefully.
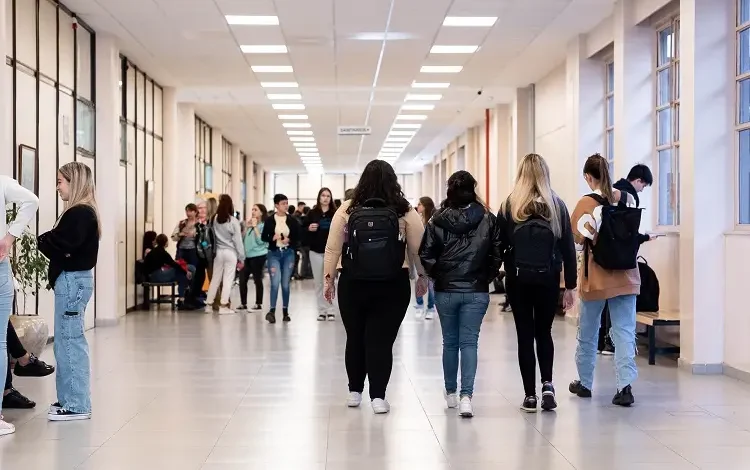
[323,160,427,414]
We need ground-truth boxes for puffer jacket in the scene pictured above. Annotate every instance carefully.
[418,202,503,293]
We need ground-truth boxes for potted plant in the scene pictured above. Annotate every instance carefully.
[6,205,50,357]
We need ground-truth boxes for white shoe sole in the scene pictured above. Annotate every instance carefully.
[520,406,538,413]
[459,409,474,418]
[0,426,15,436]
[48,413,91,422]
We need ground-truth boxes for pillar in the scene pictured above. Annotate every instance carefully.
[94,35,121,326]
[512,86,535,172]
[678,0,734,372]
[244,154,253,213]
[231,145,242,212]
[177,104,196,201]
[492,105,512,208]
[0,0,10,175]
[211,129,223,193]
[161,87,180,253]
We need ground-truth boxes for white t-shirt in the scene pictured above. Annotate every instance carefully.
[274,214,290,248]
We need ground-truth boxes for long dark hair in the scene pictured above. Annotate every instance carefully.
[216,194,235,224]
[348,160,410,215]
[254,203,268,220]
[583,153,615,203]
[441,170,487,210]
[418,196,436,225]
[312,187,335,217]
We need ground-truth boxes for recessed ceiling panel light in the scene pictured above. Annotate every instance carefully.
[430,45,479,54]
[389,131,416,136]
[350,32,415,40]
[420,65,463,73]
[401,104,435,111]
[226,15,279,25]
[283,123,311,128]
[251,65,293,73]
[395,114,428,120]
[261,82,298,88]
[386,138,411,142]
[280,115,309,120]
[392,123,422,129]
[412,82,450,88]
[443,16,498,27]
[290,137,315,142]
[300,157,321,161]
[272,104,305,110]
[287,131,313,136]
[294,142,317,147]
[405,94,442,101]
[241,45,288,54]
[267,93,302,100]
[298,152,320,157]
[382,143,406,148]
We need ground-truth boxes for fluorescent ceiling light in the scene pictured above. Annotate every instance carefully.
[272,103,305,110]
[283,122,311,128]
[350,32,414,41]
[287,131,313,136]
[412,82,450,88]
[280,115,309,120]
[405,94,442,101]
[251,65,293,73]
[420,65,463,73]
[300,157,321,161]
[294,142,317,147]
[382,143,406,148]
[386,137,412,142]
[261,82,298,88]
[401,104,435,111]
[389,131,416,136]
[226,15,279,25]
[430,45,479,54]
[443,16,497,27]
[379,152,401,156]
[267,93,302,100]
[395,114,428,120]
[392,123,422,129]
[298,152,320,157]
[290,137,315,142]
[241,45,288,54]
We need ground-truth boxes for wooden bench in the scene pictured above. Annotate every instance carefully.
[142,281,178,310]
[636,311,680,365]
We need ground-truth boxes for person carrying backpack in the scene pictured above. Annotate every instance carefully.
[322,160,427,415]
[497,154,577,413]
[569,154,641,407]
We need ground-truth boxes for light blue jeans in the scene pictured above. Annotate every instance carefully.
[0,260,14,416]
[267,249,294,310]
[575,294,638,390]
[415,281,435,309]
[435,292,490,397]
[54,270,94,414]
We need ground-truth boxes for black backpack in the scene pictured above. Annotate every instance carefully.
[342,199,405,281]
[195,221,216,261]
[636,256,660,312]
[584,193,642,275]
[507,208,557,284]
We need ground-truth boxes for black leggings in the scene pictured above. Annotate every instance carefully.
[598,301,612,350]
[338,269,411,399]
[6,321,27,391]
[507,274,560,396]
[239,256,266,306]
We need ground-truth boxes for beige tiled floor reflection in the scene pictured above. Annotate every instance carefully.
[6,279,750,469]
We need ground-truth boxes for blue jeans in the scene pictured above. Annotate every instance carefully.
[149,266,195,298]
[267,249,294,310]
[435,292,490,397]
[54,270,94,414]
[0,260,14,415]
[575,294,638,390]
[415,281,435,309]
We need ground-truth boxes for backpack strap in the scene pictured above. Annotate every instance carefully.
[586,193,608,206]
[617,190,628,208]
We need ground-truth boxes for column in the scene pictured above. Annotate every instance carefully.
[94,35,121,326]
[512,86,535,174]
[211,128,223,193]
[177,104,196,202]
[678,0,734,371]
[492,105,512,208]
[0,0,10,175]
[244,154,253,210]
[161,87,179,252]
[231,145,241,210]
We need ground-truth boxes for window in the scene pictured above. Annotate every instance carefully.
[655,19,680,226]
[738,0,750,223]
[195,117,212,193]
[222,138,232,193]
[605,61,615,175]
[76,99,94,153]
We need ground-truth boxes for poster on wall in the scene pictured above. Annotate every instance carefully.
[18,145,38,195]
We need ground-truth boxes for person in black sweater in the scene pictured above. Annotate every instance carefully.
[496,154,577,413]
[143,234,194,300]
[304,187,337,321]
[37,162,100,422]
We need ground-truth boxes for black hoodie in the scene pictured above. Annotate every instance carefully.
[613,178,650,245]
[419,202,503,293]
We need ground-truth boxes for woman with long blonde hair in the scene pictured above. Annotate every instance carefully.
[38,162,100,421]
[498,153,576,413]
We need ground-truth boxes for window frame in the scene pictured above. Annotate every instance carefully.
[604,59,615,175]
[736,0,750,227]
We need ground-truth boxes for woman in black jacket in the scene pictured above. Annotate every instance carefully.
[419,171,503,418]
[303,187,337,321]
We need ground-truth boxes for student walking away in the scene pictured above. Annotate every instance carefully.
[171,203,200,267]
[305,188,337,321]
[143,234,195,304]
[204,195,245,315]
[3,321,56,411]
[497,154,577,413]
[262,194,302,323]
[419,171,503,418]
[238,204,269,311]
[297,206,313,280]
[569,154,642,407]
[0,175,38,435]
[414,197,437,319]
[323,160,428,415]
[37,162,99,422]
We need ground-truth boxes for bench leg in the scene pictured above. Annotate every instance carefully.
[648,325,656,365]
[171,284,176,310]
[144,286,150,309]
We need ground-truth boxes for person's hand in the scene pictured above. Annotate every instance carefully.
[272,233,280,241]
[309,223,319,232]
[248,218,257,228]
[324,277,336,303]
[415,276,428,298]
[236,261,244,271]
[186,271,193,280]
[0,235,14,261]
[562,289,576,310]
[281,237,290,246]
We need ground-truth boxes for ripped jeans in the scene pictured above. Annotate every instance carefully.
[267,249,295,311]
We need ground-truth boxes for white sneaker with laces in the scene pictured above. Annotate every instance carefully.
[414,306,425,318]
[347,392,362,408]
[218,306,234,315]
[425,308,436,320]
[49,402,62,414]
[459,396,474,417]
[371,398,390,414]
[0,419,15,436]
[444,391,459,409]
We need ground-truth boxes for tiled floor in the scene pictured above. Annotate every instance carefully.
[3,280,750,469]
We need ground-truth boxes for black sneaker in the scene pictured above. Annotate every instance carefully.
[48,409,91,421]
[2,388,36,409]
[250,304,262,311]
[602,336,615,356]
[612,385,635,407]
[541,382,557,411]
[266,310,276,324]
[283,309,291,322]
[317,314,326,321]
[521,395,538,413]
[14,354,55,377]
[236,305,247,311]
[568,380,593,398]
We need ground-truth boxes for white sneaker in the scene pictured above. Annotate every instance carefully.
[0,419,15,436]
[204,306,213,313]
[347,392,362,408]
[414,306,425,318]
[459,396,473,418]
[444,391,459,409]
[371,398,390,414]
[218,306,234,315]
[425,308,435,320]
[48,409,91,421]
[49,402,62,413]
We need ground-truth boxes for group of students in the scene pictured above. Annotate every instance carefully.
[316,155,653,417]
[0,162,101,436]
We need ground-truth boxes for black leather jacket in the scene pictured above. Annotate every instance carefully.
[418,203,503,293]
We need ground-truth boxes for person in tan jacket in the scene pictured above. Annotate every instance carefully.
[568,154,640,407]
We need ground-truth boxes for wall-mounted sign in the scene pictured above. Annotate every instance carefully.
[338,126,372,136]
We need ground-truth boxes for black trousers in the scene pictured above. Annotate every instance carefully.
[598,301,612,350]
[6,321,27,391]
[338,269,411,399]
[239,255,266,306]
[507,273,560,396]
[186,256,209,303]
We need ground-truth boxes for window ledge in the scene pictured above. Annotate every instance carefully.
[725,230,750,236]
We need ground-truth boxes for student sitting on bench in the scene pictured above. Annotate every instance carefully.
[143,234,195,302]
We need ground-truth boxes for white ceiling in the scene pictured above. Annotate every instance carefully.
[63,0,615,172]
